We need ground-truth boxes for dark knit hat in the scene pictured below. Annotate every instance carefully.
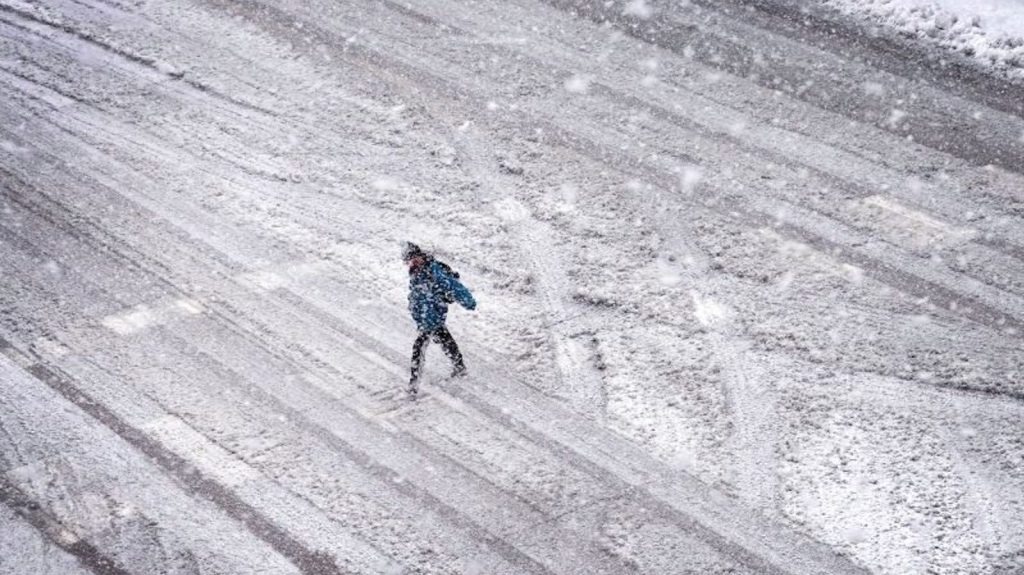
[402,242,426,262]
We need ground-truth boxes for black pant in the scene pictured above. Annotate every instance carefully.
[411,327,465,382]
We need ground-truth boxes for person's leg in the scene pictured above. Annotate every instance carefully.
[433,327,466,376]
[410,330,431,385]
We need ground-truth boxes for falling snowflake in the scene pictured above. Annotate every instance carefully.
[623,0,653,19]
[564,73,593,94]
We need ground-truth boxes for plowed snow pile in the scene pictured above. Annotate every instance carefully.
[827,0,1024,81]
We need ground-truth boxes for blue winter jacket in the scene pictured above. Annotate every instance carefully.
[408,260,476,331]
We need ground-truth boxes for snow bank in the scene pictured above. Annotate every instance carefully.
[826,0,1024,82]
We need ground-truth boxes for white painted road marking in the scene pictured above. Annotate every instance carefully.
[101,298,205,335]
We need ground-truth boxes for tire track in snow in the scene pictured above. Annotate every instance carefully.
[19,0,605,423]
[0,2,1015,568]
[389,0,1024,266]
[2,105,846,573]
[0,259,504,573]
[185,247,863,574]
[0,189,421,573]
[0,6,991,568]
[0,1,279,117]
[213,0,1024,344]
[248,287,796,574]
[0,467,130,575]
[523,220,609,421]
[172,0,1023,461]
[941,394,1024,568]
[0,4,368,185]
[0,266,539,574]
[542,0,1024,175]
[0,343,344,575]
[0,173,623,574]
[642,176,781,511]
[0,346,310,575]
[172,3,1019,487]
[8,2,1024,536]
[75,343,552,575]
[696,0,1024,118]
[12,175,1007,572]
[148,323,617,575]
[309,300,858,575]
[373,0,1024,323]
[0,502,95,575]
[155,0,1011,556]
[535,118,1024,342]
[833,375,1024,571]
[446,123,609,422]
[23,82,1024,352]
[3,142,859,575]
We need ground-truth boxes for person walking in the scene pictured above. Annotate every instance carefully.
[403,242,476,395]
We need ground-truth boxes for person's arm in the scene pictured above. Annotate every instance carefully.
[433,263,476,310]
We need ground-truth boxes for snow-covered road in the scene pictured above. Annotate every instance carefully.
[1,0,1023,573]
